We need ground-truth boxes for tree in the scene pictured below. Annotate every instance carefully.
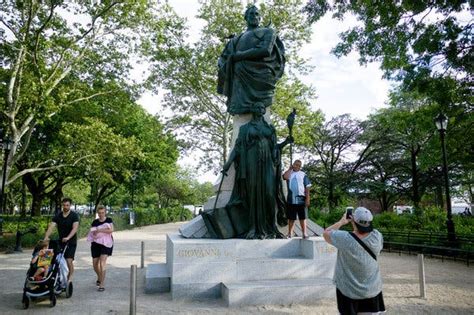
[0,0,180,191]
[303,0,472,108]
[155,168,213,208]
[354,140,407,212]
[147,0,319,171]
[306,114,369,209]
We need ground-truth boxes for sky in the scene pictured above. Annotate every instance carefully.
[136,1,393,183]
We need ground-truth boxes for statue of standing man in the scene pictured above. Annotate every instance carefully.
[217,5,285,115]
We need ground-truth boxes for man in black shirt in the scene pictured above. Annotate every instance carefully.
[44,197,80,282]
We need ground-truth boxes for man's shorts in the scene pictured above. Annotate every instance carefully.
[64,243,77,260]
[287,204,307,220]
[91,242,113,258]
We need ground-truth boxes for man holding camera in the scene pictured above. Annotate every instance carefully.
[323,207,385,314]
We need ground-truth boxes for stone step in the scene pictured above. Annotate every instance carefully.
[145,263,170,293]
[236,257,333,281]
[277,218,324,237]
[222,278,335,306]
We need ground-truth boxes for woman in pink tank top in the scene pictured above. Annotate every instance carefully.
[87,205,114,291]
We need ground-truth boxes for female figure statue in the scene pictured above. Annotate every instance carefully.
[222,103,286,239]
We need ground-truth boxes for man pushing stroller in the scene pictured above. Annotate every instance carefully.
[44,197,79,283]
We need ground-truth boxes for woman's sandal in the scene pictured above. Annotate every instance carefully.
[98,287,105,292]
[96,280,100,286]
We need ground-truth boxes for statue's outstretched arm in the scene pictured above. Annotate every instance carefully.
[277,136,294,150]
[222,149,237,175]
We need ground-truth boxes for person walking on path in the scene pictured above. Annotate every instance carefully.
[283,159,311,238]
[87,205,114,291]
[323,207,386,315]
[44,197,79,283]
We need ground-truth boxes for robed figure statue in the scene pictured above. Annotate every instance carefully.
[217,5,285,115]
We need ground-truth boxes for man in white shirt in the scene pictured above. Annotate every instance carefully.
[283,160,311,238]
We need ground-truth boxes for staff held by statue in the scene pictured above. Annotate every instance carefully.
[286,108,296,165]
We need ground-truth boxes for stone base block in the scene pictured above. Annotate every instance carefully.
[171,283,222,299]
[146,233,337,306]
[222,278,335,306]
[236,257,317,281]
[145,263,170,293]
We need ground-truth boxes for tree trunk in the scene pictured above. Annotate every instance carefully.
[31,193,43,217]
[435,185,444,209]
[380,190,388,212]
[328,180,335,210]
[51,178,65,216]
[23,173,45,217]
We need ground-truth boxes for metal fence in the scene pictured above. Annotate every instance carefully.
[380,229,474,266]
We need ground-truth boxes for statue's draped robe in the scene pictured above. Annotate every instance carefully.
[226,119,284,239]
[217,27,285,115]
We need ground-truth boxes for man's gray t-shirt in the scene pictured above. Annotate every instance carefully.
[329,229,383,299]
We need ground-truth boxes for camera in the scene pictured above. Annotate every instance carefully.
[346,207,354,219]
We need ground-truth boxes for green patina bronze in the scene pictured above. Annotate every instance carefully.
[223,103,285,239]
[202,6,290,240]
[217,5,285,115]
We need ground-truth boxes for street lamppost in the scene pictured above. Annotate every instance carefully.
[434,113,456,242]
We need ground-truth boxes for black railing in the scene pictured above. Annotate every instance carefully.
[380,229,474,266]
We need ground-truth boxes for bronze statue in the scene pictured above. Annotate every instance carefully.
[223,103,290,239]
[200,6,289,240]
[217,5,285,115]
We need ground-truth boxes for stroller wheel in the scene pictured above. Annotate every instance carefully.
[22,293,29,309]
[49,292,56,307]
[65,281,73,298]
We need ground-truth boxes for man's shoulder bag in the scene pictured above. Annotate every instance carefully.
[349,232,377,261]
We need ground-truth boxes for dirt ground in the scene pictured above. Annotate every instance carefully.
[0,222,472,314]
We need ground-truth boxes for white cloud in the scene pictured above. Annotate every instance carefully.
[299,14,391,120]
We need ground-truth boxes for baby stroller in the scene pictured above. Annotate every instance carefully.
[22,240,73,309]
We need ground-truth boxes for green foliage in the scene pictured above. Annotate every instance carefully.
[155,168,214,208]
[309,207,474,236]
[305,114,366,210]
[133,207,193,227]
[0,212,155,251]
[372,206,474,235]
[309,207,345,229]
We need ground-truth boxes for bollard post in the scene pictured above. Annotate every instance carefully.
[130,264,137,315]
[418,254,426,299]
[141,241,145,269]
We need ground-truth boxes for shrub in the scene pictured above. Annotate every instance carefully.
[310,206,474,237]
[132,207,193,226]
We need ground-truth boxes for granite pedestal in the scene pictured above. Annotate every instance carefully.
[146,233,337,306]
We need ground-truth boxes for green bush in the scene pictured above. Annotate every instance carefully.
[0,216,53,250]
[133,207,193,226]
[309,207,346,229]
[0,211,151,251]
[310,206,474,237]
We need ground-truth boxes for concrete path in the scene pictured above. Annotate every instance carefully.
[0,222,473,314]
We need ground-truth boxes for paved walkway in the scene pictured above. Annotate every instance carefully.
[0,223,473,314]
